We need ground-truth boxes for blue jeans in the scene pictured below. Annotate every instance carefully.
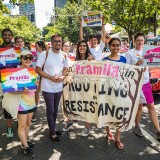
[42,91,62,136]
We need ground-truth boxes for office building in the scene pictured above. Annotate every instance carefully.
[54,0,68,8]
[19,3,35,22]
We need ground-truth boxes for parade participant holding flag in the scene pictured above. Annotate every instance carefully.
[125,33,160,140]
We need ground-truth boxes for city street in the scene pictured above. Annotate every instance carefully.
[0,94,160,160]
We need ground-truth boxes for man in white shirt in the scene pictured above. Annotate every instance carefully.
[78,17,106,137]
[36,34,68,143]
[125,33,160,140]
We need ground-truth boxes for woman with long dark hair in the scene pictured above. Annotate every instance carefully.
[76,40,93,61]
[62,40,94,132]
[103,37,126,150]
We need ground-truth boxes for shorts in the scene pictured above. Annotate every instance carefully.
[18,107,36,114]
[3,109,13,119]
[140,82,154,104]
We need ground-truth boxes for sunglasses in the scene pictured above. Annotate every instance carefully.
[22,56,33,61]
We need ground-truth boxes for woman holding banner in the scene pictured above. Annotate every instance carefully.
[62,41,76,132]
[102,37,126,150]
[74,40,95,137]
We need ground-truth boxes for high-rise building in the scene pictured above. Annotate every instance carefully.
[54,0,68,8]
[19,3,35,22]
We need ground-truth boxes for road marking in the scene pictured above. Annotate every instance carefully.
[141,126,160,151]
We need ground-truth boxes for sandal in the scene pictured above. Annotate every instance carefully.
[115,141,124,150]
[106,132,115,141]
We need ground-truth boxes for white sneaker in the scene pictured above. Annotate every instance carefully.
[81,127,90,137]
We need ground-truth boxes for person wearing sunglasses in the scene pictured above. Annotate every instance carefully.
[2,50,37,158]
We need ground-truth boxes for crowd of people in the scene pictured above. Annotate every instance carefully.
[0,21,160,158]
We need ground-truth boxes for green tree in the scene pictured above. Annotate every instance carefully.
[42,23,61,41]
[43,1,102,43]
[0,13,41,42]
[83,0,160,41]
[0,0,34,13]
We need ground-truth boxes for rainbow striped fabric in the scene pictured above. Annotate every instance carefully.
[0,47,21,68]
[1,67,37,93]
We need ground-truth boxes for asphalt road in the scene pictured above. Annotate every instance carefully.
[0,94,160,160]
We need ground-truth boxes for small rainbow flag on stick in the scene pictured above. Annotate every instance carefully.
[1,68,37,93]
[0,47,21,68]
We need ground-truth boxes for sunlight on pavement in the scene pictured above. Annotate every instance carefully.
[6,141,20,150]
[49,149,61,160]
[89,145,95,149]
[139,146,159,155]
[69,132,77,139]
[33,134,44,141]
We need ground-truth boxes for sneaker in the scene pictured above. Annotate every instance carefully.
[31,112,37,122]
[6,128,14,138]
[62,121,73,132]
[50,136,61,143]
[21,141,37,149]
[81,127,90,137]
[134,126,143,137]
[24,147,35,158]
[156,131,160,141]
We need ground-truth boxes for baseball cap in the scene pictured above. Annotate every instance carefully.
[20,50,33,57]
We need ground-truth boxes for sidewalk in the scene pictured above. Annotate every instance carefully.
[0,95,160,160]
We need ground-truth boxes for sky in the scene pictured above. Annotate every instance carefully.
[4,0,54,29]
[34,0,54,29]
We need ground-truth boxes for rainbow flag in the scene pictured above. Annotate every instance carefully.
[1,67,37,93]
[0,47,21,68]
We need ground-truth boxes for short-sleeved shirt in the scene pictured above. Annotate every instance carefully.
[36,49,68,93]
[125,49,149,84]
[102,55,126,63]
[89,41,105,60]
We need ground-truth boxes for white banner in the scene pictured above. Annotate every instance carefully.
[63,60,144,131]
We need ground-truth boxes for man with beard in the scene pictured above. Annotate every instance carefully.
[36,34,68,143]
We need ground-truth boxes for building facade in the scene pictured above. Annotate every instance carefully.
[54,0,68,8]
[19,3,35,22]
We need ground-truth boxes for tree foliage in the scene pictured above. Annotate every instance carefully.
[0,13,41,42]
[43,1,102,43]
[83,0,160,40]
[0,0,34,13]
